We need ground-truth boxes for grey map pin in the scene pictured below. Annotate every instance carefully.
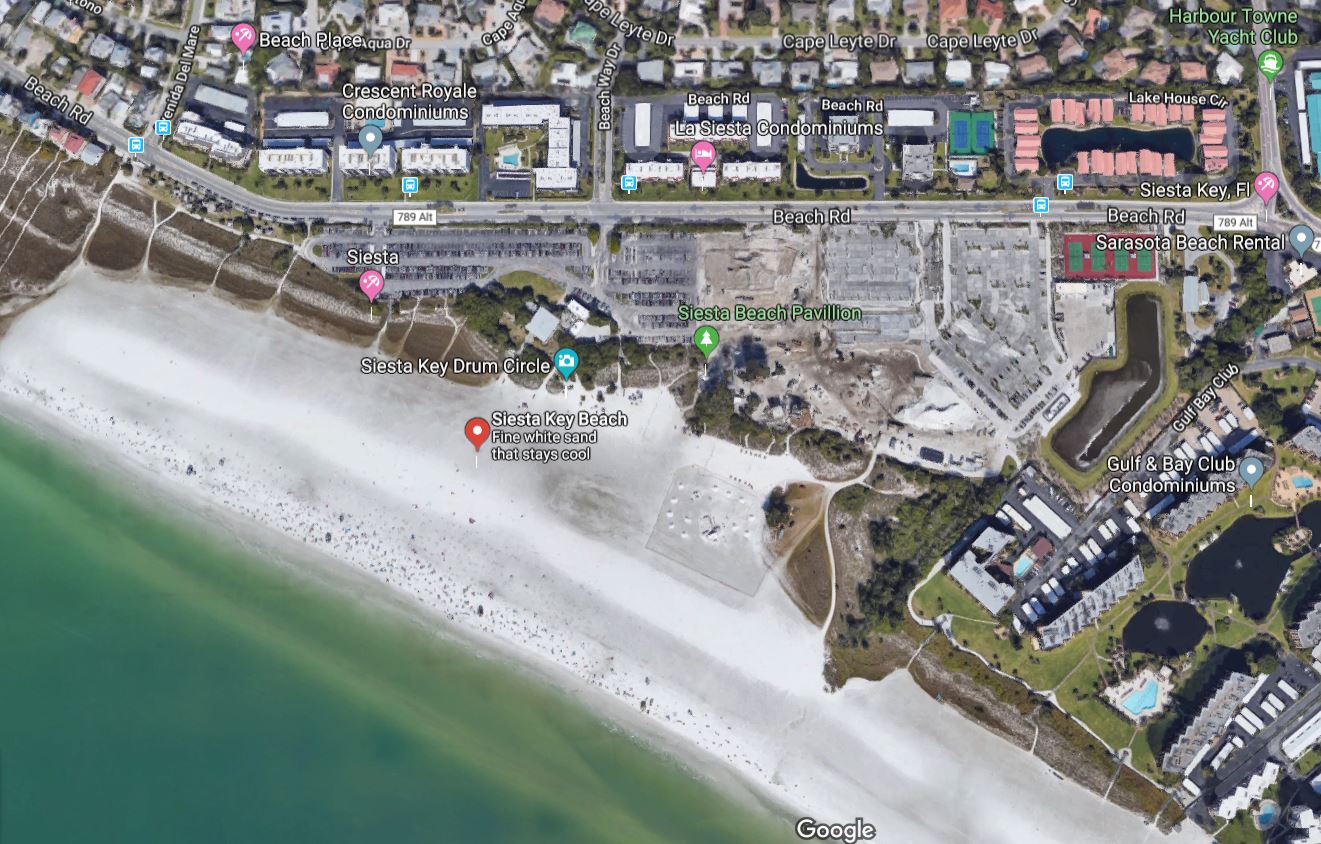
[358,125,383,156]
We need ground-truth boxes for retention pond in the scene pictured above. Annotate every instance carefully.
[1186,502,1321,618]
[1041,127,1196,168]
[1050,293,1165,472]
[1122,601,1210,656]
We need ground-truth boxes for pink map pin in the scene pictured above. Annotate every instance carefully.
[358,269,384,302]
[231,22,256,54]
[1254,171,1279,204]
[690,140,716,173]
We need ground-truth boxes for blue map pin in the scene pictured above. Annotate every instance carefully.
[554,348,578,380]
[1239,457,1264,488]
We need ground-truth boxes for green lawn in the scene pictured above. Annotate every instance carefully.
[912,571,1092,690]
[1215,783,1278,844]
[967,616,1092,690]
[1058,680,1138,751]
[1216,811,1264,844]
[1298,745,1321,776]
[483,127,546,164]
[1235,367,1315,403]
[1128,729,1160,777]
[911,571,996,622]
[164,141,332,201]
[342,171,478,203]
[1196,253,1234,296]
[497,271,564,302]
[1210,610,1261,648]
[912,551,1257,763]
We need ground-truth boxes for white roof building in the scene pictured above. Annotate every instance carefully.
[949,551,1015,614]
[400,146,469,173]
[1289,260,1320,290]
[193,84,247,116]
[632,101,652,147]
[547,116,572,168]
[1022,495,1072,540]
[566,300,591,322]
[533,167,578,191]
[1215,761,1280,819]
[1036,556,1144,649]
[481,103,563,126]
[338,145,397,175]
[1286,807,1321,843]
[998,503,1032,533]
[887,109,936,128]
[625,161,684,181]
[175,120,250,166]
[272,110,331,129]
[526,306,559,343]
[1216,51,1244,84]
[372,1,409,37]
[827,0,855,20]
[945,59,973,85]
[483,104,580,189]
[260,10,293,33]
[721,161,781,181]
[1285,709,1321,759]
[258,147,327,174]
[673,61,706,84]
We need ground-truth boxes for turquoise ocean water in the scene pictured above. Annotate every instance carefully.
[0,420,793,843]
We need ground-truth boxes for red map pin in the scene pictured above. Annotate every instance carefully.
[465,417,490,451]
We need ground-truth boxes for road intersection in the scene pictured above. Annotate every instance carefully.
[0,43,1313,237]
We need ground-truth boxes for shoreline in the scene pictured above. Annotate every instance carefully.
[0,267,1209,843]
[0,394,796,829]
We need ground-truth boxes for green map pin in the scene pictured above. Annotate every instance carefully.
[1259,49,1283,81]
[693,325,720,359]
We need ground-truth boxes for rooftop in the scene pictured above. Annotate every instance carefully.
[1037,555,1144,649]
[949,551,1015,614]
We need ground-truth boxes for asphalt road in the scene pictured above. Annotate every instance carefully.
[1187,665,1321,821]
[1242,356,1321,375]
[1252,0,1321,234]
[2,38,1314,233]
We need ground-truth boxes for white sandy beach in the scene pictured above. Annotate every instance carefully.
[0,271,1208,844]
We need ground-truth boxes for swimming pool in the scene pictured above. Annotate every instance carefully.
[1295,476,1314,489]
[949,158,978,177]
[1257,801,1278,828]
[501,151,521,167]
[1013,555,1032,578]
[1121,679,1159,716]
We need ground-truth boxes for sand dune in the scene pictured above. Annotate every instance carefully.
[0,271,1207,844]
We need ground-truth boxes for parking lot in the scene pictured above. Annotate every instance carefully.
[312,228,591,295]
[937,225,1063,413]
[606,232,699,341]
[823,223,927,343]
[1055,281,1116,366]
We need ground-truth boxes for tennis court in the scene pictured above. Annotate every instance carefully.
[949,112,971,154]
[1307,290,1321,327]
[947,111,995,155]
[973,113,993,152]
[1068,240,1084,273]
[1061,234,1159,279]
